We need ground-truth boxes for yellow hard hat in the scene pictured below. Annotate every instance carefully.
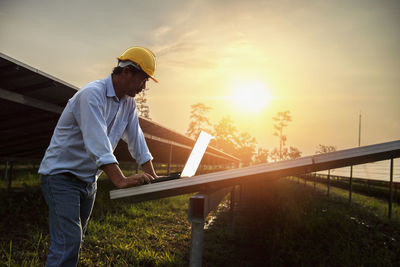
[118,46,158,83]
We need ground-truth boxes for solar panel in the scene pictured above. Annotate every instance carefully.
[110,140,400,202]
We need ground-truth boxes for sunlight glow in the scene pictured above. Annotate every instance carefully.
[231,81,271,112]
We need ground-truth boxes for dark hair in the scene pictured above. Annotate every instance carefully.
[112,65,142,76]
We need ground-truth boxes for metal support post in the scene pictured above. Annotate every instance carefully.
[189,218,205,267]
[188,187,232,267]
[349,166,353,204]
[389,158,394,219]
[167,144,172,175]
[327,170,330,197]
[188,195,206,267]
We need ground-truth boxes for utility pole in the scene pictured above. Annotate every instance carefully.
[358,111,361,147]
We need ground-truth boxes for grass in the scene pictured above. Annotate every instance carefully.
[2,171,400,266]
[293,176,400,220]
[80,178,192,266]
[0,174,193,266]
[301,174,400,204]
[201,178,400,266]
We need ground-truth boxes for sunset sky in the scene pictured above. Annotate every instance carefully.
[1,0,399,155]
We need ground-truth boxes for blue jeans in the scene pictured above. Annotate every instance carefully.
[41,173,97,267]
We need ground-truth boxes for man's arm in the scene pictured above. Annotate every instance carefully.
[141,160,158,178]
[101,163,154,189]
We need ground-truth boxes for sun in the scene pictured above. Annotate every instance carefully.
[231,81,271,113]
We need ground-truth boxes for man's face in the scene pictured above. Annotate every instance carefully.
[123,68,149,97]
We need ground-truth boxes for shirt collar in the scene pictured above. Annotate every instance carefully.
[106,74,122,102]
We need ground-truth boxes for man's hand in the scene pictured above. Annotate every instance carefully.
[125,173,154,187]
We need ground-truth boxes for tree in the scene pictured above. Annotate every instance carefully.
[287,146,302,159]
[186,103,212,139]
[186,105,258,166]
[273,111,291,160]
[234,132,257,166]
[269,146,301,161]
[135,88,151,119]
[269,147,280,162]
[211,116,237,156]
[254,147,269,164]
[315,144,337,154]
[209,116,257,166]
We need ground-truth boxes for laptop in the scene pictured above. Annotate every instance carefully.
[151,131,214,183]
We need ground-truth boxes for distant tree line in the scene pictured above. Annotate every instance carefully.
[315,144,337,154]
[185,103,257,166]
[138,96,338,166]
[186,103,303,166]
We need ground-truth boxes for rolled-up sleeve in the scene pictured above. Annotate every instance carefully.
[122,108,153,166]
[71,88,118,167]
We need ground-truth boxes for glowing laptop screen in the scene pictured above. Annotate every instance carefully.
[180,131,214,177]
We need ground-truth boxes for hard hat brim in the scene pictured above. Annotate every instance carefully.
[118,60,158,83]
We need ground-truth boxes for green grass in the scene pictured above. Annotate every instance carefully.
[0,176,193,266]
[2,172,400,266]
[294,176,400,220]
[201,178,400,267]
[301,174,400,204]
[80,178,192,266]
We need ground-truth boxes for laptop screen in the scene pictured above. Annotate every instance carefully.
[180,131,214,177]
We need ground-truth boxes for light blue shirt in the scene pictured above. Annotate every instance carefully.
[39,74,153,183]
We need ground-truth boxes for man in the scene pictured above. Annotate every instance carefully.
[39,46,159,266]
